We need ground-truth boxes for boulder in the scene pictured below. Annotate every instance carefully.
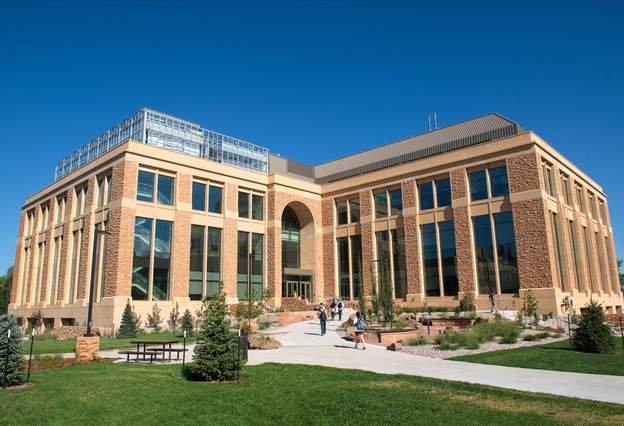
[387,342,402,351]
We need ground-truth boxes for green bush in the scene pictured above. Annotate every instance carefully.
[0,314,26,387]
[433,319,522,351]
[406,336,427,346]
[572,301,615,354]
[258,322,271,330]
[499,334,518,344]
[392,320,408,330]
[459,293,476,312]
[436,342,460,351]
[117,300,138,339]
[185,283,238,382]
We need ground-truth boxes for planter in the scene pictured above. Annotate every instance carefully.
[420,318,477,328]
[347,327,420,345]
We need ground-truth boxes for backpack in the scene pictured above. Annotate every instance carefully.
[337,302,343,309]
[355,317,367,331]
[319,310,327,321]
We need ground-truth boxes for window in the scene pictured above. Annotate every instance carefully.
[74,185,87,218]
[599,200,607,224]
[418,182,434,210]
[566,220,583,292]
[40,204,50,231]
[550,212,566,290]
[281,206,300,268]
[189,225,222,300]
[189,225,204,300]
[336,201,348,225]
[542,161,556,197]
[438,221,459,296]
[68,230,81,303]
[594,232,608,293]
[34,241,46,304]
[336,197,360,225]
[25,210,35,236]
[493,212,519,294]
[56,195,66,225]
[605,236,619,293]
[489,166,509,197]
[207,227,222,297]
[375,188,402,218]
[469,170,488,201]
[208,185,223,214]
[137,171,154,202]
[193,182,223,214]
[421,223,439,296]
[588,192,597,219]
[473,215,496,294]
[252,194,264,220]
[49,236,62,304]
[192,182,206,211]
[581,226,596,293]
[351,235,363,299]
[238,192,249,218]
[575,185,585,213]
[560,174,572,205]
[375,229,407,298]
[19,247,31,305]
[93,222,108,301]
[157,175,174,205]
[470,165,509,201]
[435,178,452,207]
[237,231,264,299]
[97,173,112,208]
[337,237,350,298]
[131,217,172,301]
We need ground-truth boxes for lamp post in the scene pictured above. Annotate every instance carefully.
[85,227,110,337]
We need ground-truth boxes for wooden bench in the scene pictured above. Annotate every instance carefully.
[146,347,188,360]
[118,350,159,363]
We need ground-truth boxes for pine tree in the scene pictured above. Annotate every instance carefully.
[572,301,615,353]
[0,314,26,387]
[117,300,138,339]
[185,284,237,381]
[181,309,193,337]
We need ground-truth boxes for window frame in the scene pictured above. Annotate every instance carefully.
[238,189,265,221]
[335,196,361,226]
[373,187,402,219]
[468,163,510,202]
[191,179,224,214]
[136,169,176,207]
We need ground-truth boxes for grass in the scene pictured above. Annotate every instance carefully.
[20,331,195,355]
[1,362,623,425]
[451,338,624,376]
[435,319,521,350]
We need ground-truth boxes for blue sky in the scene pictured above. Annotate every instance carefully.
[1,0,623,272]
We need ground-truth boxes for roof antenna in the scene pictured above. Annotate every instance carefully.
[428,113,438,132]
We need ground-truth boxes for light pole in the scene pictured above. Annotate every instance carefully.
[85,227,110,337]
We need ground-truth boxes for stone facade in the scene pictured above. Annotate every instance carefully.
[9,127,624,331]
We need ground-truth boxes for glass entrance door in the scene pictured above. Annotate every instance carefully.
[282,275,312,301]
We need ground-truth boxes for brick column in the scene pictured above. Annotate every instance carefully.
[25,207,40,304]
[266,187,280,305]
[359,190,375,297]
[104,159,137,298]
[507,152,555,291]
[77,176,97,301]
[451,168,476,295]
[401,179,422,301]
[222,182,238,301]
[321,198,335,300]
[10,212,27,305]
[172,172,191,299]
[57,188,74,303]
[38,199,55,305]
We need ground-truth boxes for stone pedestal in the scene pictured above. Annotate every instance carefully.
[76,336,100,361]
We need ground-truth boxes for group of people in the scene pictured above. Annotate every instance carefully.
[317,299,367,350]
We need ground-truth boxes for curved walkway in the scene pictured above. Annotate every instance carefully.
[248,318,624,405]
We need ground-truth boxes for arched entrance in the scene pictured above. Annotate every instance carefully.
[281,202,316,302]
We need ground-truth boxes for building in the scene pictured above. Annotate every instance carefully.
[9,108,623,331]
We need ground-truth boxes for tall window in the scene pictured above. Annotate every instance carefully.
[493,212,519,293]
[281,206,300,268]
[473,215,496,294]
[34,241,46,304]
[420,221,458,297]
[336,197,360,225]
[237,231,264,299]
[374,188,402,218]
[588,192,597,219]
[49,236,62,304]
[351,235,363,299]
[375,229,407,298]
[599,200,607,224]
[97,173,113,208]
[74,185,87,217]
[439,221,459,296]
[419,178,452,210]
[336,201,348,225]
[337,237,349,298]
[189,225,222,300]
[157,175,174,205]
[581,226,596,293]
[189,225,204,301]
[56,195,66,225]
[550,212,566,290]
[137,171,155,202]
[606,236,619,293]
[469,165,509,201]
[131,217,172,300]
[575,185,586,213]
[40,204,50,231]
[421,223,439,296]
[567,220,583,292]
[19,247,31,305]
[418,182,434,210]
[238,190,264,220]
[594,232,608,293]
[192,181,223,214]
[560,174,572,205]
[68,230,81,303]
[93,222,108,301]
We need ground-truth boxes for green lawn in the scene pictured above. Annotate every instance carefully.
[451,339,624,376]
[1,362,623,425]
[20,331,194,355]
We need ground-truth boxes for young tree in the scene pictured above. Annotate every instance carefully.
[185,284,237,382]
[377,251,394,328]
[0,314,26,387]
[117,300,138,339]
[146,304,163,332]
[0,267,13,315]
[181,309,193,337]
[572,301,615,353]
[168,302,181,335]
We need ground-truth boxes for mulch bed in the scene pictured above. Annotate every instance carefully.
[27,357,111,372]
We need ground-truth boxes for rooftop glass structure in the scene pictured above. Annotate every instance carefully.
[54,108,269,180]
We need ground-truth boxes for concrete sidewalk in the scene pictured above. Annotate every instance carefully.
[248,318,624,405]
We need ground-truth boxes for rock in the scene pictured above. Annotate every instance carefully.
[248,335,282,350]
[257,313,278,324]
[387,342,402,351]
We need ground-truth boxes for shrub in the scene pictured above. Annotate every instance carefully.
[117,300,138,339]
[258,321,271,330]
[523,334,539,342]
[459,293,476,312]
[146,304,163,331]
[406,336,427,346]
[184,283,237,382]
[499,334,518,344]
[436,342,460,351]
[0,314,26,387]
[521,290,539,324]
[572,301,615,354]
[168,302,181,334]
[181,309,193,337]
[392,320,408,330]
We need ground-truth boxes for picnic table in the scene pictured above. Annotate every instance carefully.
[129,339,180,363]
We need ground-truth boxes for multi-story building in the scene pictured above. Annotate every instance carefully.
[9,108,623,331]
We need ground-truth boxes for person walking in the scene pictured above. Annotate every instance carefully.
[318,303,327,336]
[329,299,337,321]
[488,290,496,313]
[337,300,344,321]
[353,311,367,350]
